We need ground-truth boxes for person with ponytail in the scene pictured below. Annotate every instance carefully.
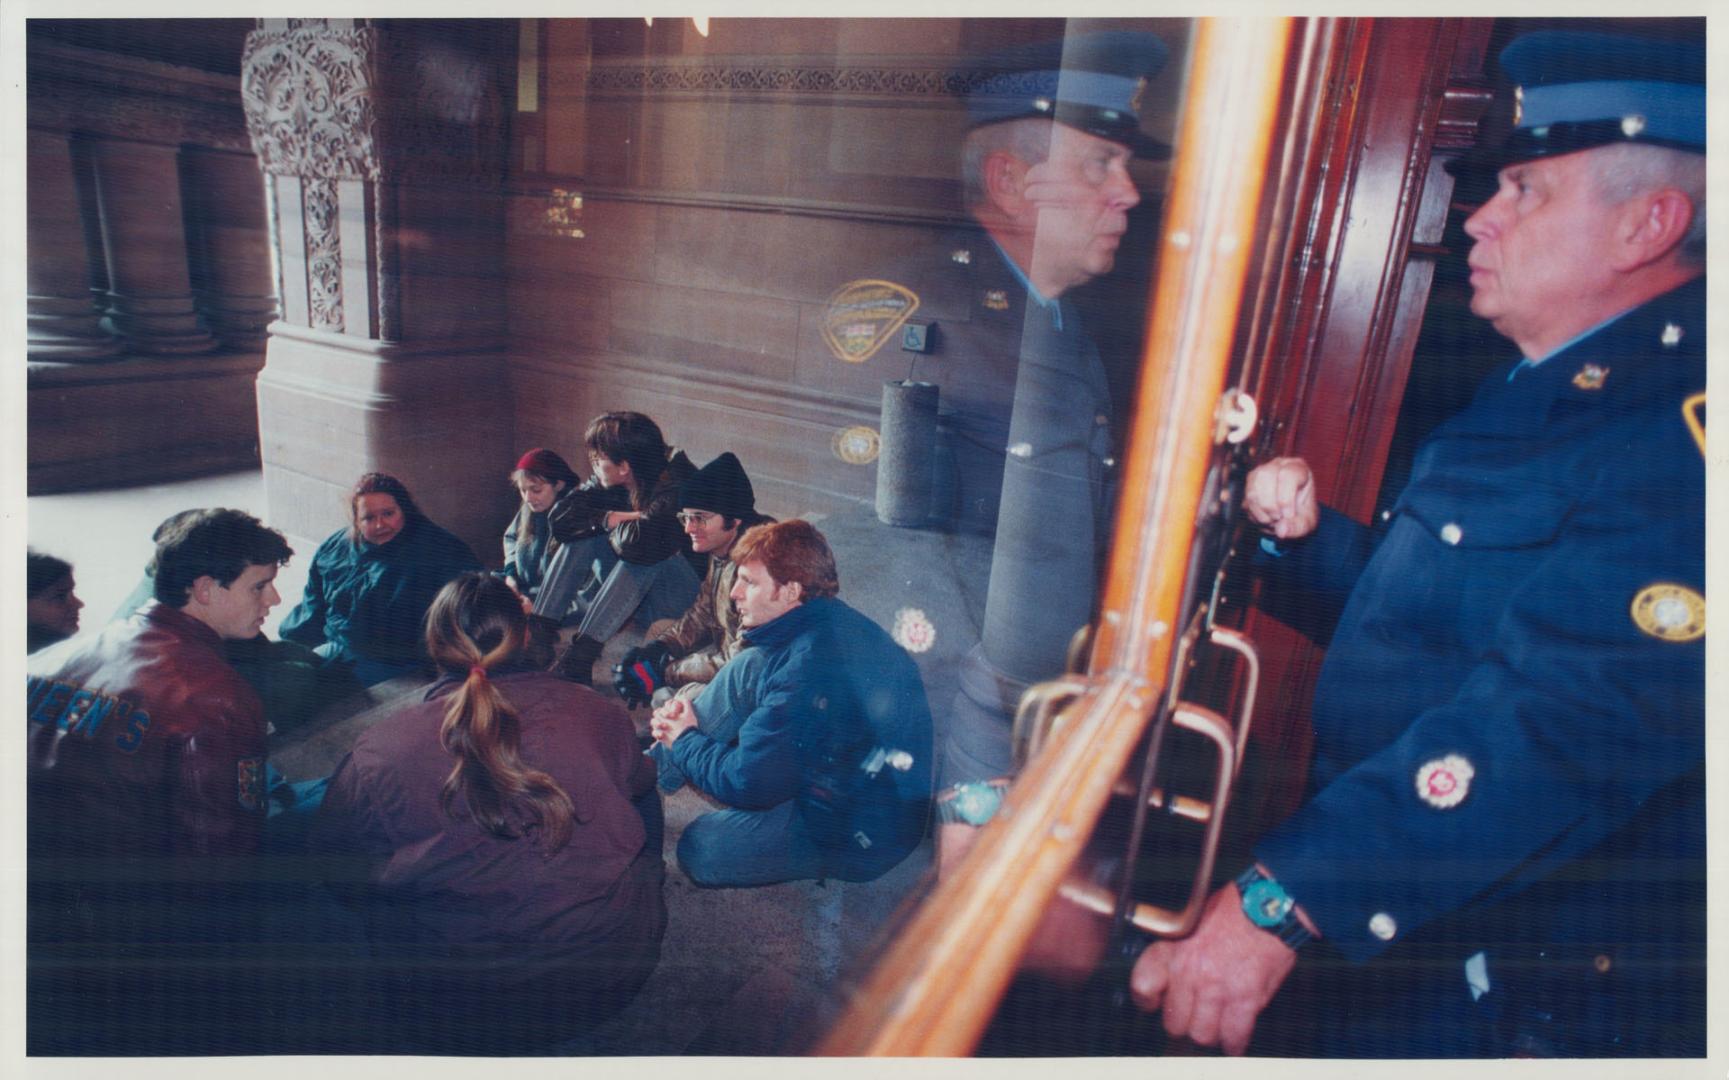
[311,573,665,1054]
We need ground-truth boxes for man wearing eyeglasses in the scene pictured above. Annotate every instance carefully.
[613,452,774,716]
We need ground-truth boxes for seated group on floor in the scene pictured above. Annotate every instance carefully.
[24,407,936,1055]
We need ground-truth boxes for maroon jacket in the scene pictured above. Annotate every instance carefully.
[28,601,268,862]
[312,670,665,993]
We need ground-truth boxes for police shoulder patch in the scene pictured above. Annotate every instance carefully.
[1630,583,1704,642]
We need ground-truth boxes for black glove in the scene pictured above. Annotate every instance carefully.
[612,641,673,708]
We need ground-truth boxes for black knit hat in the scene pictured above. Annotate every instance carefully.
[680,452,756,519]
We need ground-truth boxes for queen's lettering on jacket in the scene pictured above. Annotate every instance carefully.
[27,674,151,753]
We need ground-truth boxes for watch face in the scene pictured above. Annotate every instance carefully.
[1242,879,1293,928]
[955,782,1004,826]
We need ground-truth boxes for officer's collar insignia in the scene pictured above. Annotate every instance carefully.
[983,289,1010,312]
[1571,363,1609,391]
[1416,755,1473,810]
[1630,583,1704,643]
[950,248,972,265]
[1661,322,1684,347]
[821,279,920,363]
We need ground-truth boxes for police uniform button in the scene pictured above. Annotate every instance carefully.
[1662,322,1684,347]
[1102,456,1116,468]
[1008,442,1033,459]
[1439,523,1463,546]
[1369,912,1397,941]
[1095,413,1109,427]
[1593,953,1613,974]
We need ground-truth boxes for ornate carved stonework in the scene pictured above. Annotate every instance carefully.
[584,61,1020,102]
[303,177,344,330]
[241,26,381,181]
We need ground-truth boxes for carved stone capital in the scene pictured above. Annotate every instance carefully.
[241,25,381,181]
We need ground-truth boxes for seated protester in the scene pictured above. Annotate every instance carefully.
[649,520,933,888]
[613,451,774,709]
[27,550,83,653]
[115,509,360,735]
[500,447,584,611]
[311,573,666,1055]
[281,472,482,686]
[27,509,293,1055]
[535,411,702,684]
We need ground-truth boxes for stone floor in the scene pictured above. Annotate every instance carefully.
[26,467,997,1057]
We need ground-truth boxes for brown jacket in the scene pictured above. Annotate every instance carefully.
[652,512,774,688]
[311,670,665,987]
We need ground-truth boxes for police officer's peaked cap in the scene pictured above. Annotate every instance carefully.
[1449,30,1704,176]
[966,30,1171,160]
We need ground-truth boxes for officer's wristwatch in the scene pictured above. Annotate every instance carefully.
[935,778,1011,826]
[1234,864,1314,951]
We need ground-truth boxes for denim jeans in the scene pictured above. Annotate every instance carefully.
[533,534,700,642]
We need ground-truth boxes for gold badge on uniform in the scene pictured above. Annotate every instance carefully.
[832,425,881,465]
[1630,583,1704,642]
[1572,363,1609,391]
[983,289,1010,312]
[822,279,920,364]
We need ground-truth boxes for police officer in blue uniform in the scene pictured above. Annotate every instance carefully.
[1130,31,1705,1057]
[867,32,1172,867]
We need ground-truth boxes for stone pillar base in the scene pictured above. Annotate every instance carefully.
[28,295,123,361]
[28,351,265,493]
[257,322,516,559]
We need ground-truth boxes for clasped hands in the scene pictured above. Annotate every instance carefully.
[648,694,698,748]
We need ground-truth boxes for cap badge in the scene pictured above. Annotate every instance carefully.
[1661,322,1683,347]
[1621,114,1647,138]
[1129,75,1148,115]
[1630,583,1704,643]
[1415,755,1474,810]
[1572,363,1609,391]
[822,279,920,364]
[1512,85,1524,126]
[983,289,1010,312]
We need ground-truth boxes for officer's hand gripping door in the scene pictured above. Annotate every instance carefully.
[821,19,1295,1057]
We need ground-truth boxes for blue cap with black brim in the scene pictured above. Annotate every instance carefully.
[966,30,1172,160]
[1448,30,1704,178]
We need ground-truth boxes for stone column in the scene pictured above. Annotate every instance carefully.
[27,130,121,361]
[242,19,516,553]
[181,147,280,350]
[83,138,220,355]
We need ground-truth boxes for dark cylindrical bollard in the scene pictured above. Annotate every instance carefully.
[876,379,939,527]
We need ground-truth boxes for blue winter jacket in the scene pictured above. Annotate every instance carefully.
[667,596,934,860]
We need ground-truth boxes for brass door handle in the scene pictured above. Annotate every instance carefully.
[1010,675,1090,771]
[1071,702,1238,938]
[1205,625,1259,778]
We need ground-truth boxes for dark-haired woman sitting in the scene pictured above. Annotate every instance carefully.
[310,573,666,1054]
[281,472,481,686]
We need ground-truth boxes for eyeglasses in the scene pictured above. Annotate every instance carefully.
[677,511,718,526]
